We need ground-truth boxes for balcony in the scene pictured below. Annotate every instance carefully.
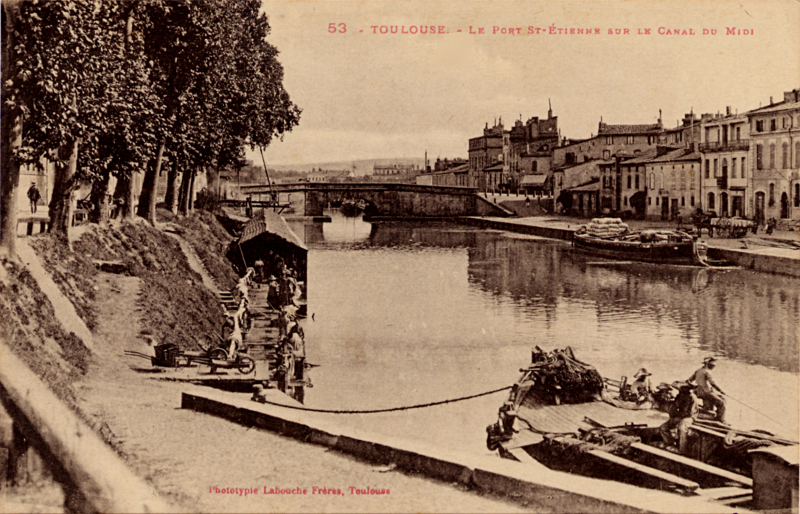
[699,140,750,153]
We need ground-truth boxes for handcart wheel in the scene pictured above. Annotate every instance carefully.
[238,356,256,374]
[209,348,228,361]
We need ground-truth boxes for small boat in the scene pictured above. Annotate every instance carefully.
[486,347,799,510]
[573,219,708,266]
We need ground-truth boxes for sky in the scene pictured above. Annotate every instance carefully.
[251,0,800,166]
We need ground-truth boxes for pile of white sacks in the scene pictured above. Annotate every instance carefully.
[586,218,630,238]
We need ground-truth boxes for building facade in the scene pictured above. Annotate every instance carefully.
[746,89,800,226]
[645,148,701,221]
[468,121,504,190]
[598,148,657,217]
[699,109,750,218]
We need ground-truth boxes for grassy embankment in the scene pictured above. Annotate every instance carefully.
[1,208,239,413]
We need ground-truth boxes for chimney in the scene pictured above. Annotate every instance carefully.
[726,106,731,116]
[770,96,773,105]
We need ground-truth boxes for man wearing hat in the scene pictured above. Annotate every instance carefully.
[688,357,726,423]
[659,381,699,454]
[630,368,652,402]
[27,182,41,213]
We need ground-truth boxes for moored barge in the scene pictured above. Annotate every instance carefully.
[572,218,708,266]
[486,347,799,510]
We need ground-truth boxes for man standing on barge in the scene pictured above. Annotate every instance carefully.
[688,357,726,423]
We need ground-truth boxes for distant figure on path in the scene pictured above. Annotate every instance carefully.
[688,356,726,423]
[27,183,41,213]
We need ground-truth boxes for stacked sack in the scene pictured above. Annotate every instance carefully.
[586,218,629,238]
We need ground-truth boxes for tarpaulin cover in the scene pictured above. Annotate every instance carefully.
[239,208,307,251]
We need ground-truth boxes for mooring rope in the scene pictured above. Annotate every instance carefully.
[257,385,512,414]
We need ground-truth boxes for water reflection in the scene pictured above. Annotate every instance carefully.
[293,211,798,448]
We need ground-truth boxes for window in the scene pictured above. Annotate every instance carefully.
[783,117,788,129]
[648,197,651,205]
[627,175,632,189]
[603,150,611,159]
[769,183,775,206]
[705,159,710,179]
[532,161,537,172]
[681,197,685,207]
[797,142,800,168]
[691,196,695,206]
[606,136,613,145]
[624,197,628,206]
[680,170,686,190]
[756,120,764,132]
[635,175,640,190]
[713,159,718,177]
[627,136,634,144]
[656,197,659,206]
[756,145,763,169]
[736,126,741,140]
[731,158,737,178]
[721,158,727,178]
[796,184,800,207]
[782,143,788,169]
[770,119,776,131]
[708,193,715,210]
[649,173,655,189]
[689,169,695,190]
[741,157,746,178]
[769,143,776,169]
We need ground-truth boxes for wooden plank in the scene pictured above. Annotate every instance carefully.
[695,486,753,500]
[506,447,552,471]
[585,449,700,491]
[630,442,752,487]
[694,421,798,445]
[718,494,751,506]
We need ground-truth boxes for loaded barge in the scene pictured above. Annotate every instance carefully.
[573,218,709,266]
[487,347,799,511]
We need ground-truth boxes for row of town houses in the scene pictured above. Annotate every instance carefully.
[426,88,800,227]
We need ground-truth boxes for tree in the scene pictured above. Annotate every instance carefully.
[0,0,23,258]
[10,0,140,241]
[137,0,300,220]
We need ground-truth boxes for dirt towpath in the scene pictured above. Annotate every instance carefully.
[77,271,532,512]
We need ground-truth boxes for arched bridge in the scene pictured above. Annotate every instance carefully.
[240,182,509,218]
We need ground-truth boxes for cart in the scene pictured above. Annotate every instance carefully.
[707,217,757,238]
[124,338,256,375]
[183,334,256,374]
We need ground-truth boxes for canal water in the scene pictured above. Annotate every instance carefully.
[287,211,800,455]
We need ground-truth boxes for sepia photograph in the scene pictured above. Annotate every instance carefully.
[1,0,799,512]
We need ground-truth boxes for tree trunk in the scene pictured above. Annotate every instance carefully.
[187,167,197,213]
[165,153,179,213]
[0,0,23,259]
[48,138,81,242]
[88,171,111,225]
[112,172,132,220]
[137,141,164,224]
[206,165,220,202]
[178,167,193,215]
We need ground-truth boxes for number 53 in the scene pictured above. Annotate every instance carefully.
[328,23,346,33]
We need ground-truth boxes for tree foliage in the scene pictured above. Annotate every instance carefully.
[1,0,300,240]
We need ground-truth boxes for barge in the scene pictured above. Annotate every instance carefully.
[486,347,798,510]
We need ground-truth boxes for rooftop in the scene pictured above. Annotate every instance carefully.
[598,122,663,135]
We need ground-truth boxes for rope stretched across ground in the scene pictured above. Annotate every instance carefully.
[256,385,512,414]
